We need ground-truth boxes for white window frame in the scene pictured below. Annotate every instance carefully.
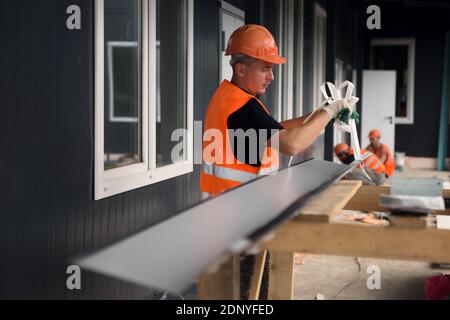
[371,38,415,124]
[94,0,194,200]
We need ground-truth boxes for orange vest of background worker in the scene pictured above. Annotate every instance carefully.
[366,129,396,176]
[334,143,386,175]
[200,25,285,198]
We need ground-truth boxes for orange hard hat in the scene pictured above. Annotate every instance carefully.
[368,129,381,139]
[334,143,350,156]
[225,24,286,64]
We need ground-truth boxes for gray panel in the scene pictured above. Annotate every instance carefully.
[77,158,366,294]
[390,177,444,197]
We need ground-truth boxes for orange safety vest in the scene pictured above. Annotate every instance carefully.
[366,143,395,176]
[200,80,279,197]
[350,148,386,175]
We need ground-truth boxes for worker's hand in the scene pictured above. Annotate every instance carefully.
[322,99,353,120]
[334,108,360,125]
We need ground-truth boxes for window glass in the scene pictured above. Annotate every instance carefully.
[156,0,188,167]
[104,0,142,170]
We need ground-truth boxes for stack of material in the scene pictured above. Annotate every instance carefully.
[334,210,389,226]
[379,177,445,228]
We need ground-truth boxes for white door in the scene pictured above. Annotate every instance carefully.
[361,70,396,153]
[220,2,245,82]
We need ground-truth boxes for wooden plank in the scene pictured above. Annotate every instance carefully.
[389,214,435,228]
[344,185,390,212]
[262,221,450,263]
[295,180,362,222]
[197,254,240,300]
[345,185,450,215]
[268,251,294,300]
[248,251,267,300]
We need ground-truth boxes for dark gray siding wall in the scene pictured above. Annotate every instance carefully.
[195,0,220,124]
[0,0,219,299]
[364,1,450,158]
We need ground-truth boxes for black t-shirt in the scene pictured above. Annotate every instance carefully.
[227,98,284,167]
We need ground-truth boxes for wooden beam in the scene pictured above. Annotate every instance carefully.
[247,251,267,300]
[268,251,294,300]
[262,221,450,263]
[197,254,240,300]
[295,180,362,222]
[389,214,435,228]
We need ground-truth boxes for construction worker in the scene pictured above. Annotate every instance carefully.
[334,143,386,186]
[366,129,396,177]
[200,24,356,300]
[200,24,354,198]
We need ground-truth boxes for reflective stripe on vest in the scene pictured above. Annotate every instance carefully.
[361,150,385,174]
[367,144,395,176]
[258,165,279,176]
[371,160,382,170]
[201,192,211,200]
[202,162,258,184]
[364,155,376,168]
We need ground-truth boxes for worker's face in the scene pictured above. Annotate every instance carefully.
[235,60,275,95]
[369,137,381,148]
[337,151,348,163]
[338,151,354,165]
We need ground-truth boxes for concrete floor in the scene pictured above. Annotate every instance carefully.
[293,254,450,300]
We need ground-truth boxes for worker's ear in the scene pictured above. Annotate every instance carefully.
[234,62,248,78]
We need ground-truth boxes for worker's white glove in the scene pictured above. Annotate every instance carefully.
[322,98,355,120]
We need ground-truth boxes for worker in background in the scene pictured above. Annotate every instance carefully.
[200,24,356,300]
[366,129,396,177]
[334,143,386,186]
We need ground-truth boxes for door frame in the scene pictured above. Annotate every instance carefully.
[218,1,245,84]
[370,38,416,124]
[361,70,397,154]
[313,4,327,111]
